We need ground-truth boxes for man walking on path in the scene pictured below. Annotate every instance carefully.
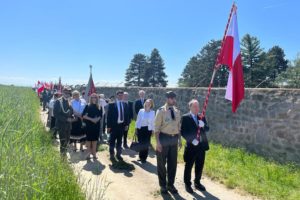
[107,90,129,161]
[122,91,134,148]
[181,99,210,194]
[53,87,74,157]
[155,91,182,194]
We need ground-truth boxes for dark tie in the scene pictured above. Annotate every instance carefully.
[119,102,124,121]
[169,107,175,120]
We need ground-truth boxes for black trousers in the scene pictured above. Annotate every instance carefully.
[58,125,71,156]
[109,123,125,156]
[183,143,206,186]
[137,127,152,161]
[123,130,128,146]
[102,113,106,133]
[43,101,47,111]
[156,133,178,187]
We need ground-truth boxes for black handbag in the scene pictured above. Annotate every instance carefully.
[130,131,141,152]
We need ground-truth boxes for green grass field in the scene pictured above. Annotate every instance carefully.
[0,85,84,200]
[128,120,300,200]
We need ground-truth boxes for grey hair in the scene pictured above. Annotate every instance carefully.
[138,90,145,94]
[72,90,80,97]
[188,99,199,108]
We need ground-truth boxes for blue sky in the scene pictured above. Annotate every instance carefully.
[0,0,299,87]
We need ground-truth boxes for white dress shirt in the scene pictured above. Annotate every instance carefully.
[116,100,124,124]
[135,109,155,131]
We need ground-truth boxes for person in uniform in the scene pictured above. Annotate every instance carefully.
[53,87,74,157]
[181,99,210,193]
[122,92,134,148]
[155,91,182,194]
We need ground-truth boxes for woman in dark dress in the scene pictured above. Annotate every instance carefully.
[82,93,102,159]
[70,90,87,152]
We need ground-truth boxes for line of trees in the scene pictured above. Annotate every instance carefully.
[178,33,300,88]
[125,48,168,87]
[124,34,299,88]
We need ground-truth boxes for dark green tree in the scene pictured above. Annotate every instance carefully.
[146,48,168,87]
[125,54,148,87]
[241,34,264,87]
[259,46,289,87]
[178,40,228,87]
[275,54,300,88]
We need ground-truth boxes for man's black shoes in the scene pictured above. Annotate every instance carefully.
[195,182,206,191]
[185,185,194,194]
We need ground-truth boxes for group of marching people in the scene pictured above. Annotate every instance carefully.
[43,86,210,195]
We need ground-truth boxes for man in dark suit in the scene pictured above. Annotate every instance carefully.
[134,90,146,115]
[181,99,209,194]
[122,92,134,148]
[107,90,129,161]
[53,87,73,157]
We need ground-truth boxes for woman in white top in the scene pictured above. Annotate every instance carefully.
[135,99,155,163]
[70,90,87,152]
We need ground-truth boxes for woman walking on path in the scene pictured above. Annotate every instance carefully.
[135,99,155,163]
[82,93,102,159]
[70,90,87,152]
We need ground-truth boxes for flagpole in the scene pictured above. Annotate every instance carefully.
[89,65,93,75]
[199,2,236,119]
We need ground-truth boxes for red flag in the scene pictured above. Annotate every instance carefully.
[217,4,244,113]
[84,73,96,101]
[37,82,44,96]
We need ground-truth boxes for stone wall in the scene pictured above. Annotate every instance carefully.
[93,86,300,164]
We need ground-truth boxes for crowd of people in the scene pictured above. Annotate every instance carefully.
[41,87,210,195]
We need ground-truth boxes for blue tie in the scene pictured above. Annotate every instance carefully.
[193,115,198,125]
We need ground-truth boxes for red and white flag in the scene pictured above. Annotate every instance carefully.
[217,5,244,113]
[37,81,44,96]
[84,73,96,101]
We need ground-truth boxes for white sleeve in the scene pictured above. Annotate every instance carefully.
[149,110,155,131]
[135,110,142,129]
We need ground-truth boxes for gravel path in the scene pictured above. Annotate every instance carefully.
[41,110,259,200]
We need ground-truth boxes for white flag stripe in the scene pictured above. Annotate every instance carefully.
[225,72,233,101]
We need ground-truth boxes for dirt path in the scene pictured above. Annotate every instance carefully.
[40,110,259,200]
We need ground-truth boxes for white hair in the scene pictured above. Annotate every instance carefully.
[138,90,145,95]
[188,99,199,108]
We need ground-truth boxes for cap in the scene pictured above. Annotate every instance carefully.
[62,86,72,93]
[165,91,176,98]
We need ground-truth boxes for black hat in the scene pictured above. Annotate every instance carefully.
[165,91,176,98]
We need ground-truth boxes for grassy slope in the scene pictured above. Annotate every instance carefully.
[0,86,84,200]
[128,120,300,200]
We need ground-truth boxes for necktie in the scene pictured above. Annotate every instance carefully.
[193,115,198,125]
[119,102,124,121]
[169,107,175,120]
